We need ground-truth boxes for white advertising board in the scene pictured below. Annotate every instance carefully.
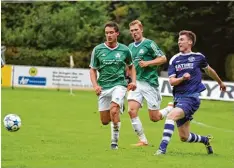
[13,65,93,89]
[158,77,234,102]
[12,65,234,101]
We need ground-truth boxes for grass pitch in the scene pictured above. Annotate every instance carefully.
[1,88,234,168]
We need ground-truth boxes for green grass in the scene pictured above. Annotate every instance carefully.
[1,88,234,168]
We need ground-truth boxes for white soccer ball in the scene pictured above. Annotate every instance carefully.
[3,114,21,132]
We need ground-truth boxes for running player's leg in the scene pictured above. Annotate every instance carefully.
[155,106,184,155]
[109,85,127,149]
[98,88,114,148]
[98,89,111,125]
[156,97,213,155]
[100,110,111,125]
[178,119,209,145]
[127,81,148,146]
[177,99,213,154]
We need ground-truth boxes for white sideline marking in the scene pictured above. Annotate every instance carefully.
[192,120,234,133]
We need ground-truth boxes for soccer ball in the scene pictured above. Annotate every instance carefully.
[3,114,21,132]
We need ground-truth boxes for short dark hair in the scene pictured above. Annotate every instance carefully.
[179,30,196,46]
[104,21,119,32]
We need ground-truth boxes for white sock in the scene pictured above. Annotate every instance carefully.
[159,104,173,119]
[131,117,148,143]
[111,122,121,144]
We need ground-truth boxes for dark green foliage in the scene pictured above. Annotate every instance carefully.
[2,1,110,68]
[1,1,234,80]
[136,2,234,80]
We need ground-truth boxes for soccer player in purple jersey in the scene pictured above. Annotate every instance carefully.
[155,30,226,155]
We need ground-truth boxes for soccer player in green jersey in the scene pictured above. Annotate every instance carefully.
[127,20,173,146]
[89,21,137,150]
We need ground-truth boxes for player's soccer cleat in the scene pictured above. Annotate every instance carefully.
[205,135,213,154]
[131,141,148,147]
[154,149,166,155]
[111,143,118,150]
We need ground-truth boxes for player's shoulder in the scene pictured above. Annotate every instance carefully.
[169,53,181,65]
[144,38,161,50]
[190,52,207,61]
[143,38,156,45]
[128,42,134,48]
[94,43,105,50]
[92,43,105,54]
[144,38,152,42]
[192,52,206,58]
[169,52,206,64]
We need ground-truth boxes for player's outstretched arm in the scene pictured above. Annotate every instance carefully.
[204,66,226,91]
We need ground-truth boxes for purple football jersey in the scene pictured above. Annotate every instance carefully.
[168,52,208,98]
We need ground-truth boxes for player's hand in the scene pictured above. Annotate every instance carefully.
[94,85,102,96]
[182,73,191,81]
[127,82,137,91]
[139,60,149,68]
[219,82,226,92]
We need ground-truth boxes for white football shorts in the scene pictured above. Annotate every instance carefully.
[127,80,162,110]
[98,85,127,113]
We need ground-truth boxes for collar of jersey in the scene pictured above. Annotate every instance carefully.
[104,42,119,50]
[179,52,195,56]
[134,38,145,47]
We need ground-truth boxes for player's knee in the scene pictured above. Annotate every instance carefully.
[166,112,176,121]
[150,118,158,122]
[128,108,137,118]
[101,121,109,125]
[101,120,110,125]
[100,115,111,125]
[110,104,119,116]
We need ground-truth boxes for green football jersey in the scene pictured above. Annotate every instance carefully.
[90,43,132,90]
[128,38,164,87]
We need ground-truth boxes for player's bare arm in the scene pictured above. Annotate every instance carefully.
[127,64,137,91]
[139,55,167,68]
[169,73,191,86]
[204,66,226,91]
[89,68,102,95]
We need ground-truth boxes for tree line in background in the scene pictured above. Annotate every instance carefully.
[1,1,234,81]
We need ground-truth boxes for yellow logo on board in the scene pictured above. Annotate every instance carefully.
[29,67,38,76]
